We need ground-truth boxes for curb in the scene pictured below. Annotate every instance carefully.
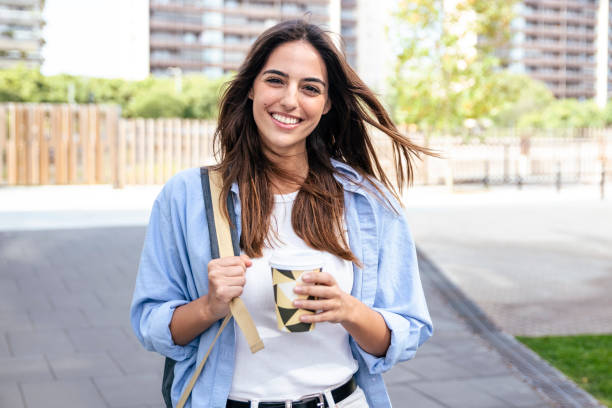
[417,248,605,408]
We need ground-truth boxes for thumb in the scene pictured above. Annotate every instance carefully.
[240,253,252,267]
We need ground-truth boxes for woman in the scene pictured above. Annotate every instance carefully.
[131,19,433,408]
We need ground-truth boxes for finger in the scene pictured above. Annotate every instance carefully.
[293,298,335,311]
[210,264,246,277]
[301,271,335,285]
[216,256,248,269]
[294,284,337,299]
[300,310,335,323]
[223,275,247,287]
[240,254,252,267]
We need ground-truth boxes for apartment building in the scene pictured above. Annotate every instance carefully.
[0,0,44,69]
[148,0,359,78]
[505,0,610,100]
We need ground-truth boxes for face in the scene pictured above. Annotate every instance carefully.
[249,40,331,159]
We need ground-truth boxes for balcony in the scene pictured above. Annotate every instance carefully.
[523,0,597,11]
[150,57,237,71]
[0,36,40,51]
[150,38,251,53]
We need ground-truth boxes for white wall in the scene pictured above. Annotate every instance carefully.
[41,0,149,80]
[355,0,394,96]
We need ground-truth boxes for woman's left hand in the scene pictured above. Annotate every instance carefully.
[293,272,357,324]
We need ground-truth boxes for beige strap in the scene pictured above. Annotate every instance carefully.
[176,169,263,408]
[176,314,231,408]
[208,169,264,354]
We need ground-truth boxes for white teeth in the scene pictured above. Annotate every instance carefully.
[271,113,299,125]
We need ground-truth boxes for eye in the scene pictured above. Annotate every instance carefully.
[265,77,283,85]
[303,85,321,95]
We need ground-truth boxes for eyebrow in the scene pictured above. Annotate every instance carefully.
[262,69,327,87]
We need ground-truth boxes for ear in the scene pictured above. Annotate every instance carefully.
[248,88,253,100]
[323,98,331,115]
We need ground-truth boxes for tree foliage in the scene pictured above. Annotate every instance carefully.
[0,65,228,119]
[390,0,521,129]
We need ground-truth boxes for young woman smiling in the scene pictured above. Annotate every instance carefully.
[131,20,433,408]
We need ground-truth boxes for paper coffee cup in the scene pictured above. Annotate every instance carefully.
[269,259,322,333]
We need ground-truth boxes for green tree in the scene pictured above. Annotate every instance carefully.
[390,0,518,129]
[518,99,605,129]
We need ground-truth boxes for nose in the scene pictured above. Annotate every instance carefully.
[279,83,298,111]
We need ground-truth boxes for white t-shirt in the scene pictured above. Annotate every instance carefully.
[228,190,358,401]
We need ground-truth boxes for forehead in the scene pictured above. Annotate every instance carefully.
[260,40,328,82]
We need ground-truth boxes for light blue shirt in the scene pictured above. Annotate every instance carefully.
[130,159,433,407]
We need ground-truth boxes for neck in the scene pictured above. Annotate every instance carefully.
[265,149,308,194]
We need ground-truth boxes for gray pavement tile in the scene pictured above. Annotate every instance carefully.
[16,274,69,295]
[468,375,551,407]
[47,352,123,379]
[95,289,133,310]
[49,290,106,310]
[411,379,509,408]
[64,275,116,293]
[67,326,139,353]
[383,361,422,384]
[8,328,76,356]
[108,349,165,375]
[27,308,90,330]
[447,350,513,377]
[81,306,132,330]
[0,290,53,313]
[387,384,447,408]
[0,382,25,408]
[0,355,53,382]
[0,310,34,332]
[0,333,10,357]
[399,355,474,381]
[94,374,162,407]
[21,379,107,408]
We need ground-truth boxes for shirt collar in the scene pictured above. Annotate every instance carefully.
[229,158,364,195]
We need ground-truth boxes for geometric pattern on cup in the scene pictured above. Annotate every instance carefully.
[271,267,321,333]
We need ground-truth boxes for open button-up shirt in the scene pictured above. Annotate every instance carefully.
[130,159,433,407]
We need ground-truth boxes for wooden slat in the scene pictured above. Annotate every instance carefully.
[65,105,77,184]
[90,105,103,183]
[136,118,146,184]
[128,119,136,185]
[79,106,92,184]
[0,106,6,183]
[173,118,182,175]
[192,119,200,168]
[7,104,17,184]
[16,105,27,184]
[183,119,192,168]
[155,119,164,184]
[164,119,173,181]
[107,107,119,187]
[26,105,40,185]
[146,119,154,184]
[38,106,49,184]
[117,119,126,188]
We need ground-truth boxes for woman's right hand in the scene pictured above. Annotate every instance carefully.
[204,254,251,321]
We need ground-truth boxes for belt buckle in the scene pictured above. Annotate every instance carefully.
[298,392,325,408]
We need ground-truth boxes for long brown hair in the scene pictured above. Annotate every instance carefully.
[214,19,431,263]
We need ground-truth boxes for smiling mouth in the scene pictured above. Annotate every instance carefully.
[270,112,302,126]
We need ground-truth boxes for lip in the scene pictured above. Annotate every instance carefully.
[269,112,302,129]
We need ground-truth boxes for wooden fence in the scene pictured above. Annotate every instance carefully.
[0,103,610,189]
[0,103,215,188]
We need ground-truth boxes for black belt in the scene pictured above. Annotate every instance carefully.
[226,377,357,408]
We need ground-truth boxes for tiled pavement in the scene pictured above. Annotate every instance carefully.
[0,226,558,408]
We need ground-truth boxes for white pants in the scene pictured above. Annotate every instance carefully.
[334,386,369,408]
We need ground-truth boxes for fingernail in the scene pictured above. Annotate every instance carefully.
[293,300,302,307]
[302,273,311,280]
[294,285,303,293]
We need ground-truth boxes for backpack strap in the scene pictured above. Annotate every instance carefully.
[176,167,263,408]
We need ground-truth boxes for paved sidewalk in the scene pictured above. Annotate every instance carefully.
[0,184,606,407]
[0,226,554,408]
[402,184,612,336]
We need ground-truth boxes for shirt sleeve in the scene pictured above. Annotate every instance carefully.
[130,193,199,362]
[353,208,433,374]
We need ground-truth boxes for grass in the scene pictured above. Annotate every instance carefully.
[517,334,612,407]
